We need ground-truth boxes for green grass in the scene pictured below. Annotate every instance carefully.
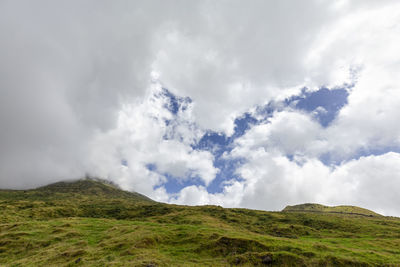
[1,179,400,266]
[283,203,382,217]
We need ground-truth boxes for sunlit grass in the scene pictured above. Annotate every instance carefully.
[1,179,399,266]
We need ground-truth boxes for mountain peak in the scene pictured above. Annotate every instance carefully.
[38,178,118,193]
[34,178,154,203]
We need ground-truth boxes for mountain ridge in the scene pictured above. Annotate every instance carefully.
[283,203,382,217]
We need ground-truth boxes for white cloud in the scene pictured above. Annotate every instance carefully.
[173,151,400,216]
[85,84,218,197]
[153,1,344,134]
[170,185,210,206]
[304,3,400,158]
[313,106,328,115]
[170,180,245,208]
[232,110,325,158]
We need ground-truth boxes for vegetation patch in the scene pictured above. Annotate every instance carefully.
[200,236,270,256]
[0,179,399,266]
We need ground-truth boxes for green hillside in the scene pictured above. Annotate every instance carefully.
[283,203,382,217]
[1,179,400,266]
[35,178,154,203]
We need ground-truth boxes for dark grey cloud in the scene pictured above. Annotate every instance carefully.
[0,0,338,188]
[0,0,161,187]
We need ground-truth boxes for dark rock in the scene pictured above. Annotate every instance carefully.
[261,254,273,265]
[234,257,242,265]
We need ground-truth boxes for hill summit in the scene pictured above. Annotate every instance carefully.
[283,203,381,217]
[35,178,153,203]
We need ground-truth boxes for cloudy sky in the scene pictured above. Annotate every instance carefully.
[1,0,400,216]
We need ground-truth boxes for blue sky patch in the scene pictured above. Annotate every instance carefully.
[148,163,207,194]
[162,173,205,194]
[151,86,354,194]
[288,87,349,127]
[207,157,245,193]
[162,88,192,115]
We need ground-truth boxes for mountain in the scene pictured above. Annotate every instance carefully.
[0,178,155,221]
[35,178,154,202]
[283,203,382,217]
[0,178,153,203]
[1,179,400,266]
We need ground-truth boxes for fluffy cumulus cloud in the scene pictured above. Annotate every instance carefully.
[310,2,400,158]
[85,84,218,201]
[171,149,400,216]
[232,110,325,158]
[1,0,400,215]
[235,152,400,216]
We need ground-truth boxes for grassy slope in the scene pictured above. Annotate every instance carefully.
[283,203,382,217]
[1,180,400,266]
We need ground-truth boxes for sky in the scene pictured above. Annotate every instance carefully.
[1,0,400,216]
